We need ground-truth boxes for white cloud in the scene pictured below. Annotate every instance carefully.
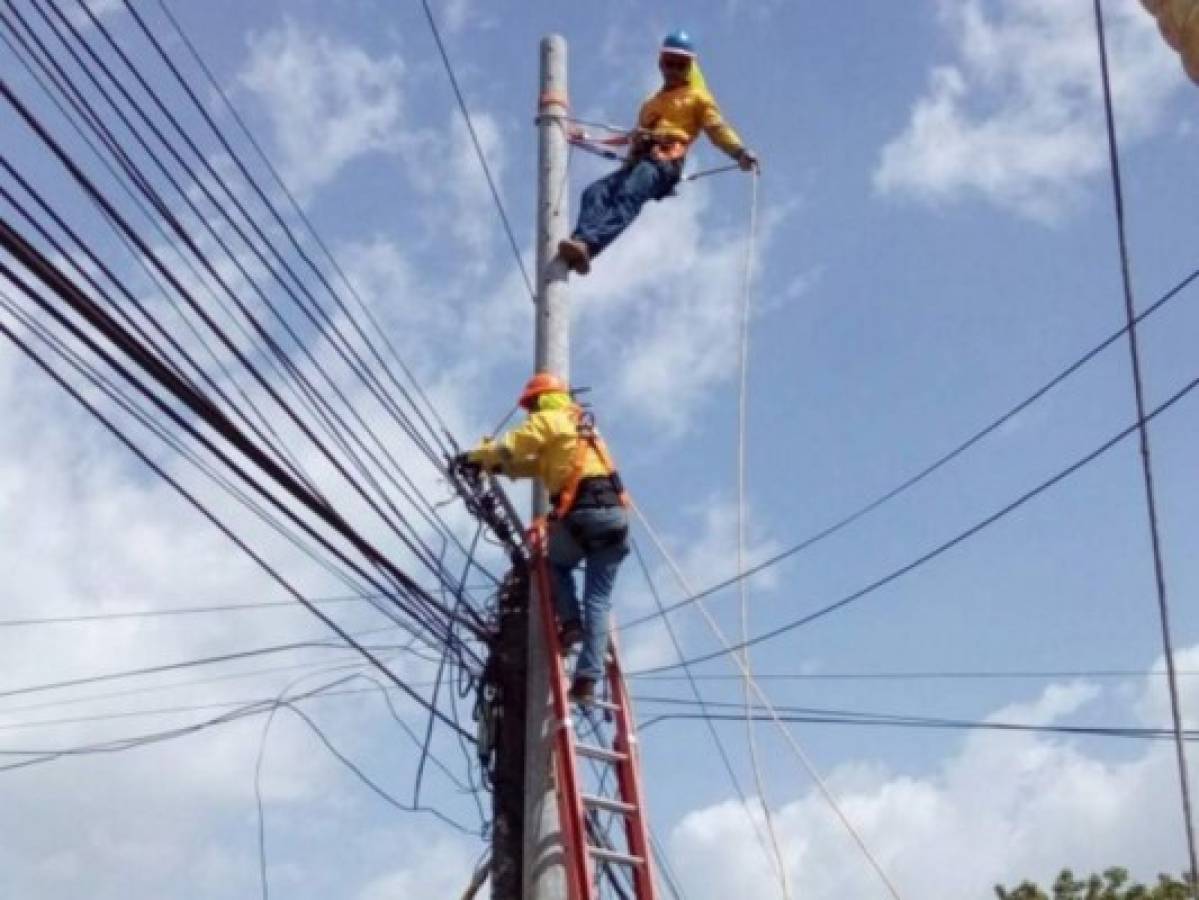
[0,251,489,897]
[622,497,782,673]
[402,112,512,263]
[447,171,794,441]
[667,655,1199,900]
[569,179,784,434]
[355,833,479,899]
[239,22,407,198]
[441,0,475,34]
[875,0,1185,222]
[67,0,123,28]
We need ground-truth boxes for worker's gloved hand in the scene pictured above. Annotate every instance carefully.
[451,452,481,476]
[737,148,760,173]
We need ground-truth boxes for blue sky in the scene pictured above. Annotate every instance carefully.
[2,0,1199,897]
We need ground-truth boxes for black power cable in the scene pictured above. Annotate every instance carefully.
[0,674,480,835]
[416,0,535,300]
[149,0,460,463]
[633,369,1199,675]
[1091,0,1197,884]
[10,0,469,599]
[0,309,474,740]
[621,265,1199,632]
[0,222,475,658]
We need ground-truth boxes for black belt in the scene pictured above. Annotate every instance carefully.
[552,475,622,512]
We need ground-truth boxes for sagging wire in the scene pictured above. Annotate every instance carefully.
[254,662,487,899]
[731,170,790,900]
[1091,0,1198,884]
[631,501,905,900]
[4,3,491,625]
[628,539,778,870]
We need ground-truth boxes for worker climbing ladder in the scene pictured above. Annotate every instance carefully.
[528,522,658,900]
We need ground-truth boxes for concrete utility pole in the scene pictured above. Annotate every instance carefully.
[524,33,571,900]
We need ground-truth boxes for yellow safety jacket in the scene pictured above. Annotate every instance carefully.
[635,84,744,162]
[468,405,623,514]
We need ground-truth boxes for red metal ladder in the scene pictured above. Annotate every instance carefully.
[529,524,658,900]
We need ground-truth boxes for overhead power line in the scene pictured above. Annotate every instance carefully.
[0,672,481,835]
[2,0,495,636]
[0,627,409,703]
[631,367,1199,675]
[417,0,535,299]
[0,588,497,629]
[631,668,1199,683]
[621,264,1199,632]
[627,539,779,870]
[1092,0,1197,884]
[0,309,473,740]
[638,708,1199,744]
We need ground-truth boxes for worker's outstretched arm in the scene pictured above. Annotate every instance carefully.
[701,95,758,171]
[468,414,549,479]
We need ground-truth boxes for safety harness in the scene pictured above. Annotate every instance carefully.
[553,406,629,520]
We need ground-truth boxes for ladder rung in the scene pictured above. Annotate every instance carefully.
[588,846,645,867]
[582,793,637,815]
[576,743,627,764]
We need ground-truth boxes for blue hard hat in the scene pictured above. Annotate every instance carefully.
[661,30,696,58]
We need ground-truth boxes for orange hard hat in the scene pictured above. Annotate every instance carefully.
[518,372,568,409]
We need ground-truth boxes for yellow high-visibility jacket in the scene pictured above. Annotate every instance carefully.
[468,407,611,497]
[1142,0,1199,85]
[636,85,744,158]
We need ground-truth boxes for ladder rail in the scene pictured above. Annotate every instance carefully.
[528,521,658,900]
[529,522,594,899]
[607,628,658,899]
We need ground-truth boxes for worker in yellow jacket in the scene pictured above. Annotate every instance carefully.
[557,30,759,276]
[462,373,629,705]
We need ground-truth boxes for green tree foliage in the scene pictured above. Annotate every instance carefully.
[995,868,1196,900]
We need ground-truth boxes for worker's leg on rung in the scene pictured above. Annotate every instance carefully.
[576,516,630,681]
[546,520,584,626]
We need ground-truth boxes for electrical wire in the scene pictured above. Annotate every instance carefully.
[633,368,1199,675]
[0,234,476,662]
[2,3,492,629]
[253,666,484,899]
[619,264,1199,631]
[732,170,789,899]
[150,0,461,462]
[628,540,777,868]
[0,3,508,875]
[1091,1,1198,884]
[0,627,406,704]
[638,708,1199,744]
[0,592,488,629]
[13,0,474,601]
[416,0,535,299]
[631,668,1199,683]
[631,502,905,900]
[0,309,475,740]
[0,673,480,833]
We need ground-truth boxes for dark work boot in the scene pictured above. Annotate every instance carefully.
[568,676,596,708]
[557,619,584,656]
[557,238,591,275]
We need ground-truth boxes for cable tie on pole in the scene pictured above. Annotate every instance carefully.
[538,89,569,110]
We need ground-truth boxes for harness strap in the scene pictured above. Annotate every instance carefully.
[554,407,630,518]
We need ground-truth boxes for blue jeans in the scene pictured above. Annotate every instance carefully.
[572,158,682,257]
[547,506,629,681]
